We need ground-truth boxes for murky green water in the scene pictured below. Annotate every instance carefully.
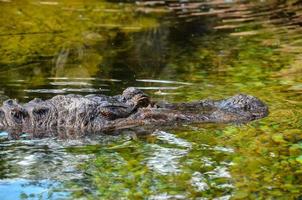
[0,0,302,199]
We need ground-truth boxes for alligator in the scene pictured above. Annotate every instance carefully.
[0,87,268,139]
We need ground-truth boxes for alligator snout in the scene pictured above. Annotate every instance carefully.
[218,94,269,120]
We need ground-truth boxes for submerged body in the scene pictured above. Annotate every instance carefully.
[0,87,268,138]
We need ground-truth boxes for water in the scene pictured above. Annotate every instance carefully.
[0,0,302,199]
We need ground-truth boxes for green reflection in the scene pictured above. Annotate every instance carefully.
[0,0,159,66]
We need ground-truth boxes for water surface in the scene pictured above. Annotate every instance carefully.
[0,0,302,199]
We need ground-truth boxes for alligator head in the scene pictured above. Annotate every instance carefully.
[215,94,269,122]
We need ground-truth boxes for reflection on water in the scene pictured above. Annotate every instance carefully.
[146,131,192,174]
[0,137,92,180]
[146,144,188,174]
[1,0,302,199]
[0,179,68,200]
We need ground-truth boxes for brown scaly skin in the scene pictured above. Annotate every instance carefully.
[0,87,268,139]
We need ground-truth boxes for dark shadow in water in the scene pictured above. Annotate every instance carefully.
[0,15,214,100]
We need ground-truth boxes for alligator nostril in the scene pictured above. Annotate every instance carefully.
[243,104,250,111]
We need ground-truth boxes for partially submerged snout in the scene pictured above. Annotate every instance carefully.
[217,94,269,120]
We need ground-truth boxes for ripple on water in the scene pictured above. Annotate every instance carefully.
[0,138,93,180]
[152,130,192,148]
[49,81,94,86]
[146,144,189,174]
[24,88,109,94]
[47,77,122,82]
[136,79,193,85]
[145,131,192,174]
[149,193,187,200]
[191,171,209,192]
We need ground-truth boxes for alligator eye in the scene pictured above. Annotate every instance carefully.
[243,104,250,111]
[132,95,150,108]
[138,96,150,107]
